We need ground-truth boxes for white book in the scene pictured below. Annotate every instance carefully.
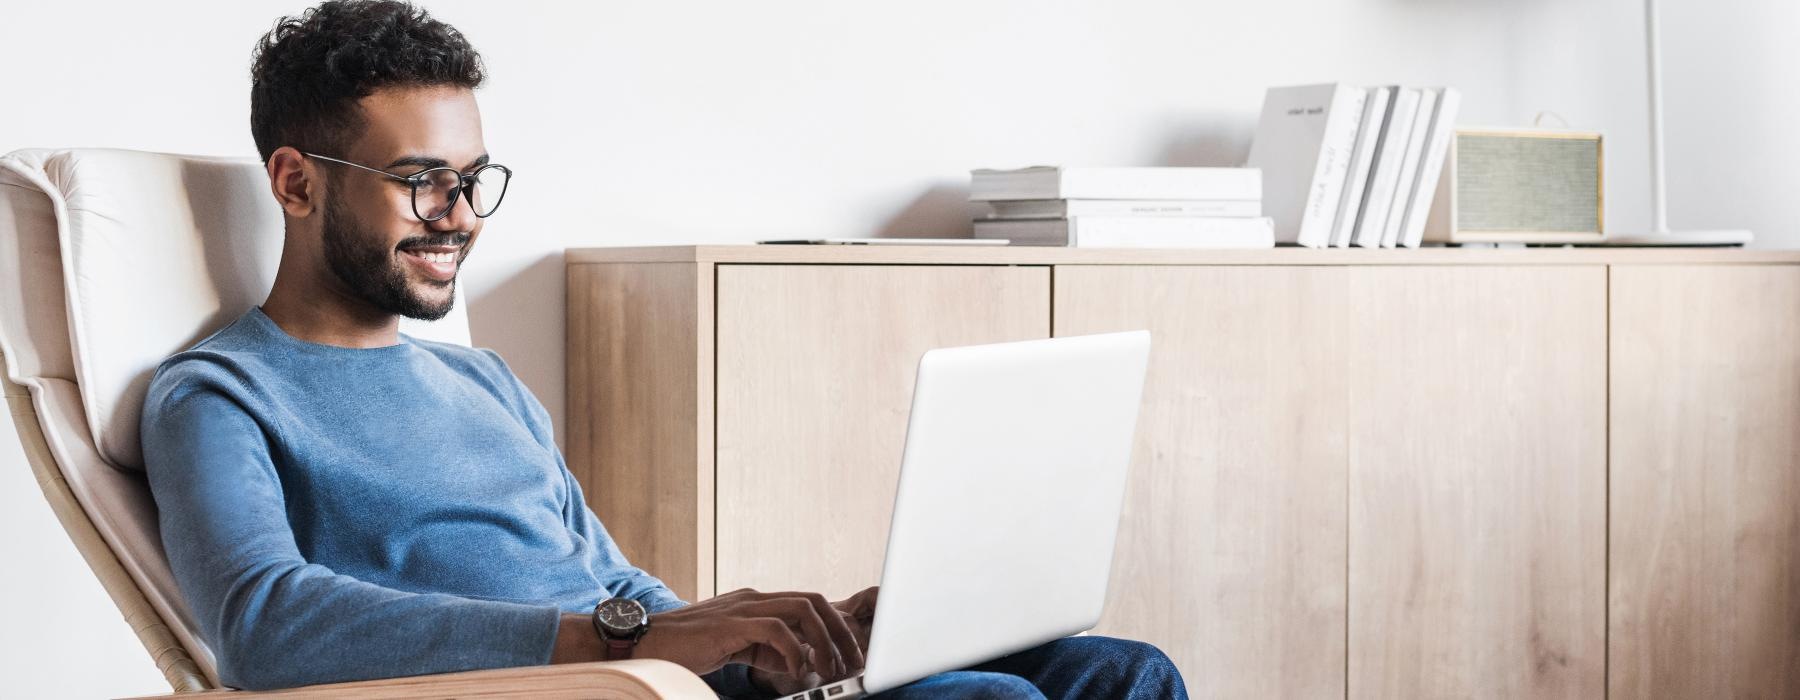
[1246,84,1368,248]
[973,216,1275,248]
[984,199,1262,220]
[1396,88,1462,248]
[1329,86,1392,247]
[1378,88,1439,248]
[969,166,1261,201]
[1352,87,1419,248]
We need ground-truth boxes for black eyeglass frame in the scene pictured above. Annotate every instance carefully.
[301,151,512,222]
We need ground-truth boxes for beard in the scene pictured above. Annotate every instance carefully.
[321,196,465,322]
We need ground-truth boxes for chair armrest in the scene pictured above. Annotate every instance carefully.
[118,659,716,699]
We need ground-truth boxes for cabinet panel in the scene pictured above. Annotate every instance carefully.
[1609,265,1800,699]
[715,265,1050,600]
[1347,266,1606,699]
[1054,265,1351,699]
[568,262,712,601]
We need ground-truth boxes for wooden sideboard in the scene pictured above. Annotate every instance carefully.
[565,245,1800,699]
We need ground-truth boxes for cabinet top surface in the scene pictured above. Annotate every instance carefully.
[566,244,1800,266]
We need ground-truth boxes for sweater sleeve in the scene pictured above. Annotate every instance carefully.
[476,347,688,613]
[557,464,689,613]
[141,367,562,690]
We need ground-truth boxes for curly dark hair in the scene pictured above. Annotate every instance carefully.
[249,0,484,163]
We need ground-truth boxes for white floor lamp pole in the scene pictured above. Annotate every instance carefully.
[1645,0,1669,234]
[1610,0,1752,245]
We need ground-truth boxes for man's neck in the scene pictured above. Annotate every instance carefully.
[261,267,403,349]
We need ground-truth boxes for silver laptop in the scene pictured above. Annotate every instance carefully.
[786,330,1152,699]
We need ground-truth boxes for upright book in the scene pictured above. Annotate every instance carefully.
[1329,86,1392,247]
[1395,88,1462,248]
[970,166,1261,201]
[1353,87,1421,247]
[1246,84,1368,248]
[1378,88,1439,247]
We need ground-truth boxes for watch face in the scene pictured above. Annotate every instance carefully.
[596,598,647,634]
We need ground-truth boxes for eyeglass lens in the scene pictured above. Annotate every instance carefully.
[415,166,509,220]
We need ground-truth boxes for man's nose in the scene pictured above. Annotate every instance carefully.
[430,186,478,232]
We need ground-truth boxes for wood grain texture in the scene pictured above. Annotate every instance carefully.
[1053,265,1351,698]
[713,264,1049,601]
[1609,265,1800,699]
[1347,266,1607,699]
[120,659,714,699]
[566,244,1800,267]
[567,263,714,601]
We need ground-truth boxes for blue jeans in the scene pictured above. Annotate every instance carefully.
[869,636,1186,700]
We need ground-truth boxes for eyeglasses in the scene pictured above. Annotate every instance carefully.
[302,152,512,222]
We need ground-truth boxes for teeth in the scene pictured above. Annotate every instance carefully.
[409,250,456,264]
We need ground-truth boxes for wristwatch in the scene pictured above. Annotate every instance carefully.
[591,597,651,661]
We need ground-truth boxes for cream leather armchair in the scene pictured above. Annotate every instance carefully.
[0,148,712,699]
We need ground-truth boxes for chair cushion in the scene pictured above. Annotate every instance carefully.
[0,154,76,385]
[1,148,471,470]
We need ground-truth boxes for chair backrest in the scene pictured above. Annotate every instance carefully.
[0,148,473,691]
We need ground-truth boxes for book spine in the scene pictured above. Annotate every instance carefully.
[1330,87,1392,247]
[968,170,1051,201]
[974,220,1065,246]
[1298,86,1367,248]
[1056,169,1262,201]
[972,168,1262,201]
[1353,87,1419,248]
[1069,217,1275,248]
[985,199,1262,219]
[1397,88,1462,248]
[1380,88,1439,248]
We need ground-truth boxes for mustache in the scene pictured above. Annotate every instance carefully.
[396,233,470,250]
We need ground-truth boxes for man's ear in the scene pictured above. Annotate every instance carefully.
[266,146,320,219]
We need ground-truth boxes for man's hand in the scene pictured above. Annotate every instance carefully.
[835,585,878,651]
[748,586,880,696]
[629,588,866,684]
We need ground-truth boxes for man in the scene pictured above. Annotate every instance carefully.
[140,2,1187,698]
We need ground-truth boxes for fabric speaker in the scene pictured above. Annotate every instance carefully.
[1424,128,1604,244]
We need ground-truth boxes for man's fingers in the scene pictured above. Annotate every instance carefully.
[735,596,848,679]
[788,591,863,674]
[735,617,808,678]
[844,610,872,652]
[704,588,871,679]
[837,586,879,620]
[834,587,879,656]
[803,591,866,674]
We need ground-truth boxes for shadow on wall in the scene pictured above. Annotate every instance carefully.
[874,184,978,239]
[466,252,565,442]
[1152,111,1255,168]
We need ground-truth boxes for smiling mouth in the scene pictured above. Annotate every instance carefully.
[405,248,457,263]
[398,244,462,282]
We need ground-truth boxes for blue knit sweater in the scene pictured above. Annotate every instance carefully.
[139,307,746,693]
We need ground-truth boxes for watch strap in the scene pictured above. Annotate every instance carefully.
[601,635,636,661]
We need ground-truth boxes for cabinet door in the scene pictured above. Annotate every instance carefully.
[1054,265,1352,699]
[1610,265,1800,699]
[715,264,1050,600]
[1346,266,1606,699]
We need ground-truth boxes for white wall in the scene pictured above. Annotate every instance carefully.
[1,0,1789,695]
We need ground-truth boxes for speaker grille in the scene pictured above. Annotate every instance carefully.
[1456,133,1600,233]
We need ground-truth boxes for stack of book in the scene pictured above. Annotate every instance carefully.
[1247,83,1462,248]
[968,166,1272,248]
